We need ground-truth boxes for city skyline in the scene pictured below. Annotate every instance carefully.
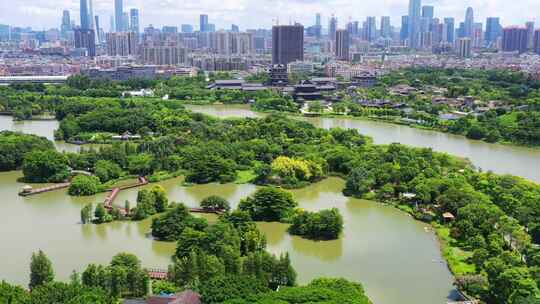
[2,0,540,30]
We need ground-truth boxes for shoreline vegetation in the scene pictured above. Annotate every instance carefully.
[2,72,540,303]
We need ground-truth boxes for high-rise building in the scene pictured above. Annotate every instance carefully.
[0,24,10,41]
[88,0,95,30]
[421,6,434,19]
[74,28,96,56]
[526,21,535,49]
[106,31,138,56]
[130,9,140,34]
[335,29,349,60]
[534,29,540,55]
[364,17,377,41]
[502,27,528,53]
[329,15,337,41]
[181,24,193,33]
[122,13,129,32]
[61,10,71,37]
[162,26,178,34]
[110,15,115,33]
[407,0,421,48]
[200,14,209,32]
[231,24,239,33]
[443,17,455,43]
[464,7,474,38]
[380,16,391,38]
[347,21,359,38]
[80,0,90,30]
[141,43,187,65]
[420,31,432,48]
[472,23,483,48]
[95,16,102,43]
[458,38,472,57]
[400,16,409,42]
[485,17,501,45]
[272,25,304,65]
[115,0,123,32]
[315,13,322,39]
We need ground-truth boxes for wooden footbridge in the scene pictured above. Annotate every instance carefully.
[103,176,149,215]
[19,182,72,196]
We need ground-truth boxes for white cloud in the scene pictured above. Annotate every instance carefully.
[1,0,538,30]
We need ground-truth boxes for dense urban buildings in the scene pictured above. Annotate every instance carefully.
[0,1,540,76]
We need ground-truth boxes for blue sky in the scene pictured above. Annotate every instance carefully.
[1,0,539,30]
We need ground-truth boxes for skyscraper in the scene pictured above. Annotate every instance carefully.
[95,16,101,43]
[526,21,535,49]
[80,0,90,30]
[315,13,322,39]
[61,10,71,37]
[106,31,138,56]
[88,0,95,30]
[272,25,304,65]
[502,27,528,53]
[380,16,391,38]
[329,15,337,41]
[485,17,501,45]
[200,14,209,32]
[534,29,540,55]
[464,7,474,38]
[181,24,193,33]
[115,0,123,32]
[364,17,377,41]
[335,29,349,60]
[74,28,95,56]
[130,9,140,33]
[400,16,409,42]
[408,0,421,49]
[421,6,434,19]
[443,17,455,43]
[122,13,129,32]
[458,38,472,57]
[421,5,434,33]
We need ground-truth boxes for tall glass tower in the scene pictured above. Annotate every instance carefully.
[408,0,421,49]
[115,0,124,32]
[80,0,90,30]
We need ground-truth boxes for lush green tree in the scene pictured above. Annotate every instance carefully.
[239,187,298,222]
[94,160,122,183]
[29,250,54,289]
[199,275,270,304]
[127,153,155,176]
[68,175,101,196]
[151,280,178,295]
[0,281,29,303]
[184,153,237,184]
[288,208,344,240]
[343,167,375,197]
[80,204,93,224]
[151,204,208,241]
[22,150,70,183]
[150,185,169,213]
[0,131,54,171]
[93,203,111,224]
[200,196,231,212]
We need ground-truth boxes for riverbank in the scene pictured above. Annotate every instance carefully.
[184,104,540,183]
[0,171,457,304]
